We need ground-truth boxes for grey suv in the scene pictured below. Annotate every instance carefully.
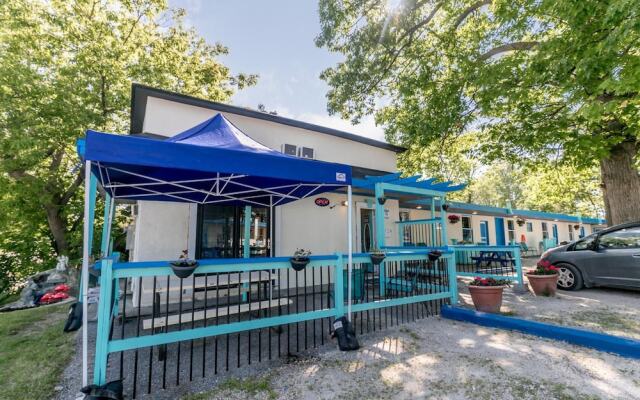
[539,222,640,291]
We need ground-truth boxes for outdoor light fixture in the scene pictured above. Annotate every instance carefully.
[472,211,478,215]
[341,201,348,207]
[416,205,422,209]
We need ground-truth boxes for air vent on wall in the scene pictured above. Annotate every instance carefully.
[299,147,315,159]
[282,143,297,156]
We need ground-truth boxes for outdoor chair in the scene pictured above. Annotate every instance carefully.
[519,242,537,257]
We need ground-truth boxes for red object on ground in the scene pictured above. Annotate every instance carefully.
[54,284,70,292]
[39,291,70,305]
[520,234,526,243]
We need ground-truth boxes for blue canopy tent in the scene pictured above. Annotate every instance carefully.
[77,114,355,386]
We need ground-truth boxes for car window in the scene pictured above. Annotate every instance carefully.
[599,227,640,249]
[573,234,596,250]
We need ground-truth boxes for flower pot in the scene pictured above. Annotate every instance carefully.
[290,257,310,271]
[169,260,199,279]
[526,273,559,297]
[370,253,386,265]
[428,251,442,262]
[468,285,505,313]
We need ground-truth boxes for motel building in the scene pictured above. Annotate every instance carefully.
[79,84,606,396]
[127,84,605,275]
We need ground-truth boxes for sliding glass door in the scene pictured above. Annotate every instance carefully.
[196,205,271,259]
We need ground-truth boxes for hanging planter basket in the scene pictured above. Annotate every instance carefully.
[516,218,526,227]
[377,197,387,205]
[573,224,580,230]
[441,204,450,211]
[169,260,199,279]
[370,253,386,265]
[290,257,310,271]
[428,250,442,262]
[448,215,460,224]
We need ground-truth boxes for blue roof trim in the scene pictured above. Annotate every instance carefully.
[353,173,465,193]
[445,202,605,225]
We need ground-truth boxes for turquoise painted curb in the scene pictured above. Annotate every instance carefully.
[441,305,640,359]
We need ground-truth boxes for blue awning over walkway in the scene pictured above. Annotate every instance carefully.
[79,114,352,207]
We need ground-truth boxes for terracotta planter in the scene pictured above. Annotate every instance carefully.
[526,273,559,297]
[468,285,505,313]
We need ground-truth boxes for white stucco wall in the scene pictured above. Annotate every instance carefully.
[141,96,397,172]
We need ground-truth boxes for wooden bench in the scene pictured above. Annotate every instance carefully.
[142,298,293,330]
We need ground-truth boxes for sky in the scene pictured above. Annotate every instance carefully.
[169,0,386,141]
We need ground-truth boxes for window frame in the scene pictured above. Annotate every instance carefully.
[461,215,473,243]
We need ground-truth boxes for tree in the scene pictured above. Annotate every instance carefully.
[0,0,256,289]
[317,0,640,225]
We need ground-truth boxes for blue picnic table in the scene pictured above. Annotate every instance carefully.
[471,251,515,272]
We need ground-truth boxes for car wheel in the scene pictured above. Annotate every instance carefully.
[556,263,583,291]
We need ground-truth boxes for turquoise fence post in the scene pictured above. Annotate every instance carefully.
[439,195,448,247]
[93,259,113,385]
[446,251,458,304]
[513,246,524,287]
[100,194,112,257]
[375,183,386,296]
[334,253,345,317]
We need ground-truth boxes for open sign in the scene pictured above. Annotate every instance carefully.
[315,197,330,207]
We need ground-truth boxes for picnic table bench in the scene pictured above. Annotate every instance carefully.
[470,251,516,273]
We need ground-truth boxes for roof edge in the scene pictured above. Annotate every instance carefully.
[130,83,406,153]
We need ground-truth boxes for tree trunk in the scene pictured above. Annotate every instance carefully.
[44,204,69,255]
[599,140,640,226]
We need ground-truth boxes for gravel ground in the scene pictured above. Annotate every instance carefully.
[458,256,640,340]
[54,259,640,400]
[178,316,640,400]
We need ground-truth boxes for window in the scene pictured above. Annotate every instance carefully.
[462,216,473,243]
[479,221,489,244]
[197,205,271,259]
[598,227,640,249]
[573,234,596,250]
[541,222,549,239]
[507,220,515,243]
[526,222,533,232]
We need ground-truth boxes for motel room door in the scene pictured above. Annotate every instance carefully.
[356,202,376,252]
[494,217,506,246]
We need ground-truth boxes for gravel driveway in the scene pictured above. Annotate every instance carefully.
[179,315,640,400]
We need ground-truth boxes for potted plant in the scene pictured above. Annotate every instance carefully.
[441,203,450,211]
[573,224,580,230]
[526,260,559,297]
[377,196,387,205]
[516,217,526,227]
[428,250,442,261]
[369,248,386,265]
[290,248,311,271]
[169,250,199,279]
[447,214,460,224]
[468,277,511,313]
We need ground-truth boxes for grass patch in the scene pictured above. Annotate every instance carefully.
[0,304,75,400]
[183,376,277,400]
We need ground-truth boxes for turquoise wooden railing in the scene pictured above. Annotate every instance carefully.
[91,249,457,388]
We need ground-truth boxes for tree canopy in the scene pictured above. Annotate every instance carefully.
[317,0,640,225]
[0,0,256,293]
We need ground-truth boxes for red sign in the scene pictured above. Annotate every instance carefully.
[315,197,330,207]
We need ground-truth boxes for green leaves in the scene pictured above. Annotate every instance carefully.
[0,0,256,291]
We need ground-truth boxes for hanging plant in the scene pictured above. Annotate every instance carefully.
[369,248,386,265]
[573,224,580,230]
[441,203,450,211]
[170,250,199,279]
[447,214,460,224]
[377,196,387,205]
[290,248,311,271]
[516,217,526,226]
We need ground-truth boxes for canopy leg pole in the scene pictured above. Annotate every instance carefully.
[347,185,353,321]
[269,197,274,302]
[81,161,93,387]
